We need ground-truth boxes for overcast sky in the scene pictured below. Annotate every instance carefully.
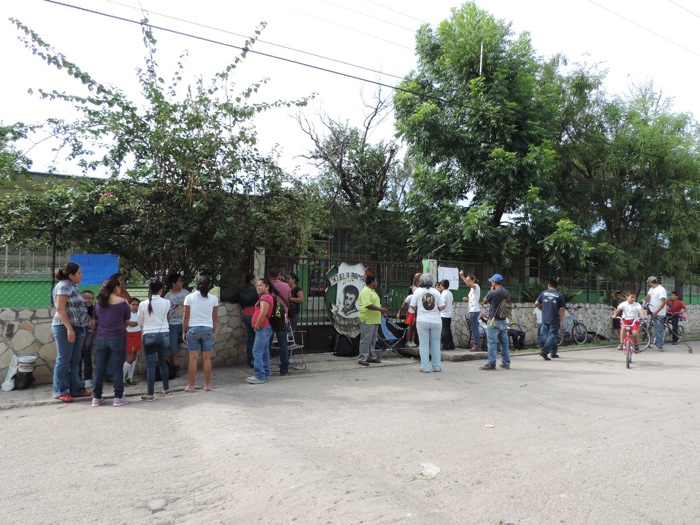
[2,0,699,175]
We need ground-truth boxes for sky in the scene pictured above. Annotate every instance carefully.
[2,0,700,176]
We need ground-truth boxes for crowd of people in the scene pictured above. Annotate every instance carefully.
[50,261,687,403]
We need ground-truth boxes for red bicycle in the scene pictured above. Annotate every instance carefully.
[615,316,639,369]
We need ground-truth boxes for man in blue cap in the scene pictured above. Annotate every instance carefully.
[480,273,511,370]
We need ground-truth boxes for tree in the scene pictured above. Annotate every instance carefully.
[0,122,33,182]
[1,19,320,282]
[298,92,410,261]
[394,3,558,262]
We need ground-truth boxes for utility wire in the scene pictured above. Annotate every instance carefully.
[364,0,428,25]
[105,0,406,81]
[666,0,700,20]
[588,0,700,59]
[43,0,446,103]
[321,0,416,32]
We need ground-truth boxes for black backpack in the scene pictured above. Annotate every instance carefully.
[268,295,286,332]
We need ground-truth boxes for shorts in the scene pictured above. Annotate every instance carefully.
[186,325,214,352]
[405,312,416,326]
[126,330,142,353]
[621,319,641,331]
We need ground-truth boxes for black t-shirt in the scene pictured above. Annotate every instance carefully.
[289,286,302,317]
[536,289,566,326]
[485,287,509,320]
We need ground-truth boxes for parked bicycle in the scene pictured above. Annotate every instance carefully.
[556,305,588,345]
[593,309,619,342]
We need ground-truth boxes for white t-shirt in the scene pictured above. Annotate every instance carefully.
[137,296,171,335]
[184,291,219,328]
[126,311,141,333]
[534,307,542,324]
[440,289,454,318]
[647,285,667,317]
[410,287,445,324]
[468,284,481,313]
[619,301,643,320]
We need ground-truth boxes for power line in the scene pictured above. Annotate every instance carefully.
[104,0,406,81]
[42,1,446,103]
[321,0,416,33]
[364,0,428,25]
[666,0,700,20]
[588,0,700,59]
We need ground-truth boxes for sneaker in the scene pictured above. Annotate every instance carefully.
[539,351,551,361]
[367,358,381,364]
[470,345,480,352]
[246,376,265,385]
[84,379,93,389]
[657,346,665,352]
[113,396,129,407]
[406,342,417,348]
[204,384,212,391]
[480,363,496,370]
[184,385,195,393]
[672,341,678,346]
[550,354,560,358]
[634,345,640,354]
[140,394,156,402]
[55,394,73,403]
[76,390,93,397]
[161,390,172,397]
[617,344,623,351]
[358,361,369,366]
[124,378,137,387]
[91,398,104,407]
[499,363,510,369]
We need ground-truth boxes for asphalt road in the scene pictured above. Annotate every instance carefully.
[0,344,698,525]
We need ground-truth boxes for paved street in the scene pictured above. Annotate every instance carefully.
[0,344,698,524]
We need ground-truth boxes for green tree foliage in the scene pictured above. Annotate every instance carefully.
[298,93,410,260]
[0,123,33,182]
[1,19,320,282]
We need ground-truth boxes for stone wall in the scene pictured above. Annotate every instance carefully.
[0,303,249,385]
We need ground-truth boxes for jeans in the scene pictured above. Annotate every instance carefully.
[268,323,290,375]
[168,323,183,356]
[144,331,170,396]
[469,312,481,347]
[186,326,214,352]
[52,324,87,397]
[667,315,681,343]
[417,321,442,372]
[289,313,300,341]
[81,329,95,380]
[508,329,525,349]
[536,323,545,347]
[93,336,126,400]
[242,315,256,366]
[253,325,273,381]
[653,316,665,348]
[542,324,560,356]
[358,322,379,362]
[487,318,510,366]
[441,317,455,349]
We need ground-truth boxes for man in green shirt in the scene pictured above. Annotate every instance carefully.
[358,275,388,366]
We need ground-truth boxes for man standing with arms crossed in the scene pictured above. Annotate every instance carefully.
[357,275,388,366]
[643,276,667,352]
[536,279,566,360]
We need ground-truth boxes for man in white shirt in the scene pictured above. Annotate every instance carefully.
[643,276,667,351]
[438,280,455,350]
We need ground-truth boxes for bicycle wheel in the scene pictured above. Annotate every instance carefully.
[625,340,632,369]
[664,323,684,343]
[637,325,651,351]
[572,322,588,344]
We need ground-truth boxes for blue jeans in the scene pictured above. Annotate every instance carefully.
[168,323,183,356]
[93,336,127,400]
[536,323,545,347]
[653,316,665,348]
[667,315,681,343]
[81,329,95,380]
[416,321,442,372]
[52,324,87,397]
[253,325,273,381]
[243,315,255,366]
[269,324,289,375]
[469,312,481,347]
[186,326,214,352]
[487,318,510,366]
[144,331,170,396]
[542,324,560,356]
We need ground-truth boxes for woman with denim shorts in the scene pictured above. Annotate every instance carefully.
[51,262,91,403]
[92,276,131,407]
[137,279,172,401]
[182,276,219,392]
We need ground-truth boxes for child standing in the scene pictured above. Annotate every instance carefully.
[124,298,141,386]
[612,291,646,353]
[81,290,96,389]
[398,287,416,347]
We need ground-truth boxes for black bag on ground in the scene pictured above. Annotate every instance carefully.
[155,362,178,381]
[333,333,359,357]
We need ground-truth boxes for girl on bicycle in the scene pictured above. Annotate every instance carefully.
[612,291,646,353]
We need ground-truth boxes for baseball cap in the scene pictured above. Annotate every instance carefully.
[488,274,504,283]
[646,276,658,283]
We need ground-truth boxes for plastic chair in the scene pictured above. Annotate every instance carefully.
[376,317,408,358]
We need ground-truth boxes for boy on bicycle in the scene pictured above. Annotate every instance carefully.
[612,291,647,353]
